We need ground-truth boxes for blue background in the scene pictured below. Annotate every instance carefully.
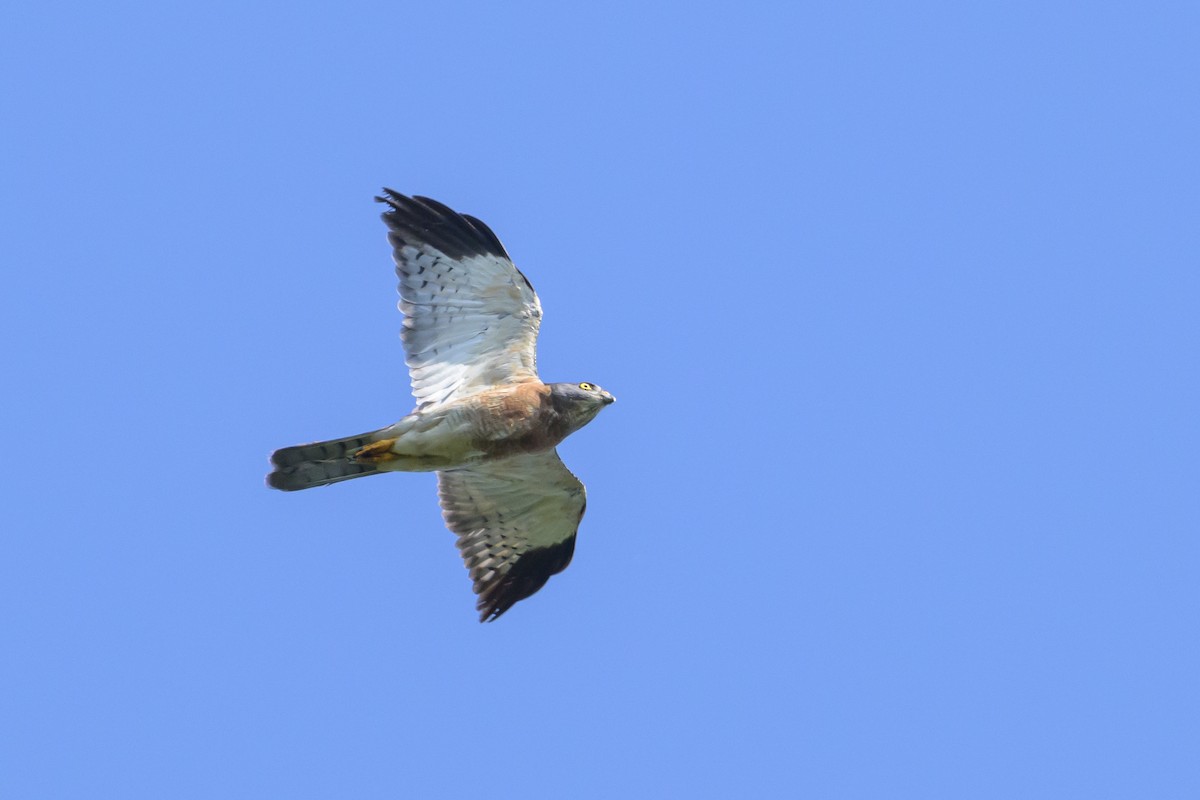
[4,2,1197,797]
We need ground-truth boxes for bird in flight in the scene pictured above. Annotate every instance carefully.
[267,190,614,621]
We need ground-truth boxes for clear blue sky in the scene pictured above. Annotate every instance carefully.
[3,2,1197,798]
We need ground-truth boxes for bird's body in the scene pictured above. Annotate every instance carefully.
[269,381,602,480]
[267,190,614,621]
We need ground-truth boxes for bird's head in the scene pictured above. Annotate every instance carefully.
[549,381,615,431]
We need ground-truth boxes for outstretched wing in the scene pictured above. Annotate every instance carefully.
[437,451,586,622]
[377,189,542,409]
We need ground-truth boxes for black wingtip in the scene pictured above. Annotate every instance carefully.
[375,187,405,208]
[374,188,510,261]
[474,537,577,622]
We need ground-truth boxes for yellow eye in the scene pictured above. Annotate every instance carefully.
[579,382,594,391]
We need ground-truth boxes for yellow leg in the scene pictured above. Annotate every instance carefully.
[354,438,400,464]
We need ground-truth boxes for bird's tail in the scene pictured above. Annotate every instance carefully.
[267,428,392,491]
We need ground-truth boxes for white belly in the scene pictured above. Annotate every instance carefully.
[376,409,487,471]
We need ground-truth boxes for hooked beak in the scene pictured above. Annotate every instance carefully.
[602,391,616,405]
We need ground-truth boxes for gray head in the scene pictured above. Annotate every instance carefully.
[549,381,616,432]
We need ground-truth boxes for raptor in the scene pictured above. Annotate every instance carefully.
[267,190,614,621]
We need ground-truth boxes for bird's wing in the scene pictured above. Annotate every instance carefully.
[437,450,586,621]
[377,189,542,409]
